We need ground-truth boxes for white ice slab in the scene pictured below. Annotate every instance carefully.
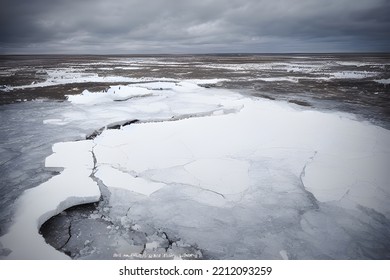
[0,140,100,259]
[87,87,390,219]
[66,85,151,105]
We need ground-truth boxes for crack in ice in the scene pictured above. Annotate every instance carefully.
[299,151,319,209]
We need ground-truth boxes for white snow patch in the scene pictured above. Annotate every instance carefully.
[185,78,229,84]
[374,78,390,85]
[145,241,160,250]
[258,77,298,83]
[329,71,378,79]
[335,61,382,67]
[128,81,177,90]
[66,85,151,105]
[114,66,142,70]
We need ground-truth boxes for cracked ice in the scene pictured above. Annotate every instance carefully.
[1,81,390,259]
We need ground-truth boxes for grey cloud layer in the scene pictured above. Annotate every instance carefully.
[1,0,389,53]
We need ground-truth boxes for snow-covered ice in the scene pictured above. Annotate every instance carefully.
[1,80,390,259]
[67,85,152,105]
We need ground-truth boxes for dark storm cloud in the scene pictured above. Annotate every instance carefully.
[1,0,389,53]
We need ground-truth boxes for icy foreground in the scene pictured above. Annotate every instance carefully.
[1,141,100,259]
[2,81,390,259]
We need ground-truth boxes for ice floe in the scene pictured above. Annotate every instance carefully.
[67,85,152,105]
[1,141,100,259]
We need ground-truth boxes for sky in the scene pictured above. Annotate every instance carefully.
[1,0,389,54]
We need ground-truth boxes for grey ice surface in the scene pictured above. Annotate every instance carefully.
[0,101,85,236]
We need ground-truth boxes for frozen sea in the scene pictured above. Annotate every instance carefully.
[0,54,389,259]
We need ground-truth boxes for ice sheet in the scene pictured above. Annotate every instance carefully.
[2,80,390,259]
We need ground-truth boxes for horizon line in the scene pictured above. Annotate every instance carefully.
[1,51,390,57]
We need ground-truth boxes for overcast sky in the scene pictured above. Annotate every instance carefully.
[1,0,389,54]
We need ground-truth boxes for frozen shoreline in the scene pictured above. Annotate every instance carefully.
[1,80,389,259]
